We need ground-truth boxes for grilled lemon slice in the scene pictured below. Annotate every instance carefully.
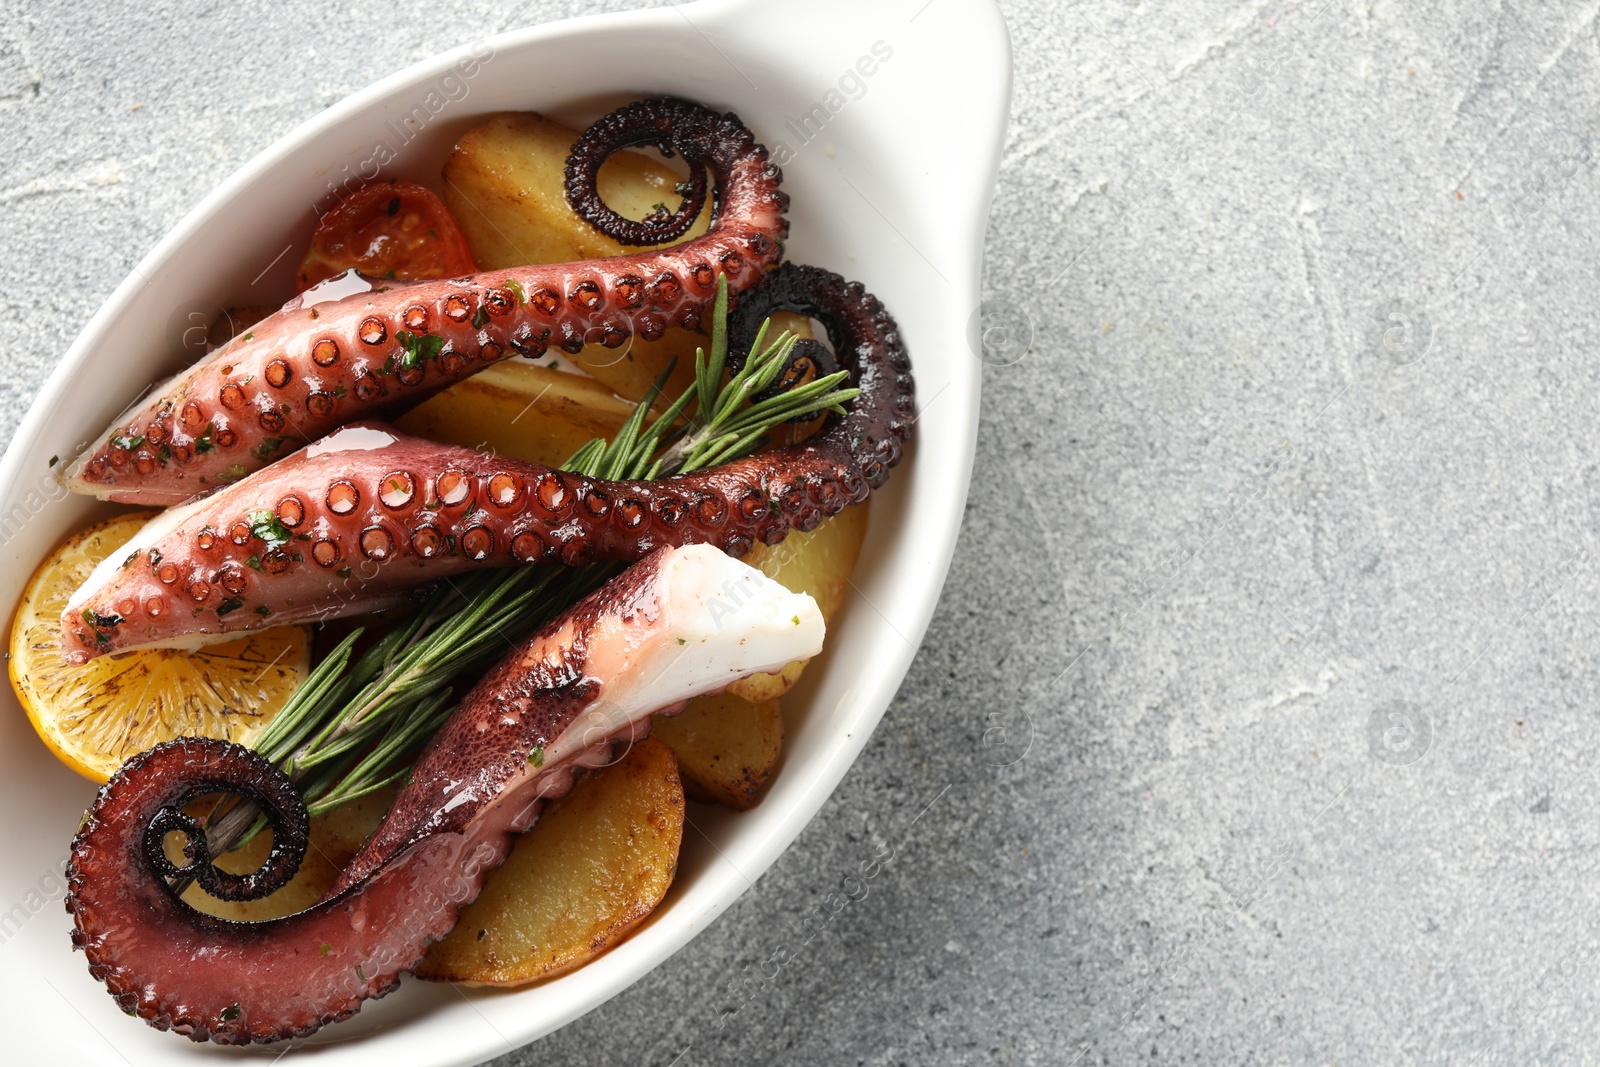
[9,510,311,782]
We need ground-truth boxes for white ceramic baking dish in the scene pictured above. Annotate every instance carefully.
[0,0,1010,1061]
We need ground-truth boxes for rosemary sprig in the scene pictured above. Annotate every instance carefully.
[200,275,853,858]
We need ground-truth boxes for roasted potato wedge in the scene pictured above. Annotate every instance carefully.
[726,655,805,704]
[395,358,635,467]
[417,737,684,986]
[442,110,707,403]
[176,787,395,922]
[441,111,820,406]
[442,111,710,265]
[725,500,870,702]
[651,692,784,811]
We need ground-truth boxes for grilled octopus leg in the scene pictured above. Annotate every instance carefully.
[62,263,912,663]
[65,97,789,505]
[66,544,823,1043]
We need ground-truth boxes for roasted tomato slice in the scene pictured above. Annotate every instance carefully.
[297,180,477,292]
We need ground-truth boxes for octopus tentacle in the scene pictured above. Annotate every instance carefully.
[138,751,307,903]
[66,740,393,1043]
[563,97,722,246]
[66,545,824,1043]
[62,264,912,663]
[718,262,912,461]
[727,259,846,410]
[64,97,789,506]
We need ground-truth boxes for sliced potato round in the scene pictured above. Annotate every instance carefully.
[417,737,684,986]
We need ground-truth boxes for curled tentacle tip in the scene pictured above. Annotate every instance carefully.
[563,97,754,247]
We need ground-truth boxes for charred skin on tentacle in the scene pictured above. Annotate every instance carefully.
[62,264,912,663]
[64,98,789,505]
[66,545,825,1044]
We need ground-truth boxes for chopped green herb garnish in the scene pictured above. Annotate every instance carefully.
[79,608,120,649]
[395,330,445,371]
[528,746,544,768]
[471,305,490,329]
[247,510,291,550]
[244,554,263,571]
[504,278,527,305]
[217,596,245,618]
[251,436,286,462]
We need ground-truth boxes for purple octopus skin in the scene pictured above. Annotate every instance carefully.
[63,97,789,506]
[65,544,825,1044]
[61,263,914,663]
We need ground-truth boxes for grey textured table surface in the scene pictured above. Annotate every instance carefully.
[7,0,1600,1063]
